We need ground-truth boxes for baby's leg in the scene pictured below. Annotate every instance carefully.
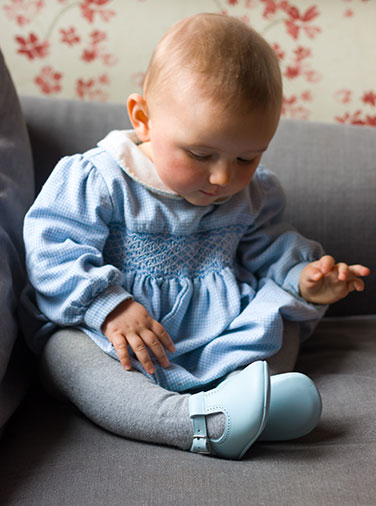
[39,329,224,451]
[267,320,300,375]
[224,320,300,381]
[39,325,315,458]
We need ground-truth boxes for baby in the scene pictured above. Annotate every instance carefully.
[23,13,369,459]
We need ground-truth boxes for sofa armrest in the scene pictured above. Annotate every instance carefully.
[0,49,34,428]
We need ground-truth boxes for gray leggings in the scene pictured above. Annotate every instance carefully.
[40,322,299,451]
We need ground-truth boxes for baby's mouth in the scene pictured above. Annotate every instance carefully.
[200,189,220,197]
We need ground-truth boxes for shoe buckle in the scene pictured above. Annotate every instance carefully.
[190,404,212,455]
[192,434,211,455]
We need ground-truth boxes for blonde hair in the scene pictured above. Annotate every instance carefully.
[143,13,282,113]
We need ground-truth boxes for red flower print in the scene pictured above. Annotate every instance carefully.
[284,19,299,39]
[282,93,311,120]
[304,69,321,83]
[261,0,279,19]
[77,78,94,98]
[335,90,376,127]
[101,53,118,66]
[98,73,110,85]
[82,48,97,62]
[80,30,117,66]
[3,0,44,26]
[80,0,115,23]
[334,89,352,104]
[344,8,354,17]
[335,110,376,127]
[362,91,376,107]
[366,116,376,126]
[260,2,321,40]
[35,66,62,95]
[335,111,366,126]
[301,90,313,102]
[90,29,107,44]
[15,32,49,59]
[283,45,321,83]
[227,0,239,5]
[76,75,109,102]
[272,43,285,60]
[281,3,319,22]
[60,27,81,46]
[280,3,321,40]
[285,65,300,79]
[293,46,311,61]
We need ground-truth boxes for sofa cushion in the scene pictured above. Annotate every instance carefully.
[0,316,375,505]
[20,96,132,194]
[0,49,34,429]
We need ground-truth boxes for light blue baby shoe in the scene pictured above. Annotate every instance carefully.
[189,360,270,460]
[258,372,322,441]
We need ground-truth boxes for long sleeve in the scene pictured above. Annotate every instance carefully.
[237,168,327,328]
[23,153,132,332]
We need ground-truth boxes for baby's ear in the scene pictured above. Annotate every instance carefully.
[127,93,150,141]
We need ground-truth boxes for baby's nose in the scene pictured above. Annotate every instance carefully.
[209,162,232,186]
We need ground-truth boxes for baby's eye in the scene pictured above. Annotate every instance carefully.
[237,157,255,165]
[187,151,212,161]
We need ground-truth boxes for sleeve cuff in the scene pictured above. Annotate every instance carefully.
[284,262,329,315]
[84,284,133,331]
[283,262,309,298]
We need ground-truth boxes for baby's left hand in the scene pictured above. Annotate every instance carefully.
[299,255,370,305]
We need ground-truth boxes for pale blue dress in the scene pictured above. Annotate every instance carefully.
[23,130,327,392]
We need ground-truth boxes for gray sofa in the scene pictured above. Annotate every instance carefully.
[1,52,376,505]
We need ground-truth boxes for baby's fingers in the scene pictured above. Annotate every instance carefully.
[306,267,323,284]
[111,332,132,371]
[347,276,366,292]
[140,328,171,369]
[340,264,370,288]
[348,264,371,278]
[127,333,156,375]
[337,262,350,281]
[317,255,336,274]
[152,321,175,353]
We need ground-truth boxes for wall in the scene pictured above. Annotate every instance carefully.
[1,0,375,126]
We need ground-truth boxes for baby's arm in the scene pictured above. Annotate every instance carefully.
[24,154,175,374]
[24,155,129,330]
[102,300,175,375]
[299,255,370,305]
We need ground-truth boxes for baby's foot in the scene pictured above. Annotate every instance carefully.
[258,372,322,441]
[222,368,322,441]
[189,361,270,459]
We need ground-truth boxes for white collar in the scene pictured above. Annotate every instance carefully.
[98,130,182,200]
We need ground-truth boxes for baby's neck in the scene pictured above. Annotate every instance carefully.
[137,141,153,161]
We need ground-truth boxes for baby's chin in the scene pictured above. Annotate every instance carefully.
[182,192,229,206]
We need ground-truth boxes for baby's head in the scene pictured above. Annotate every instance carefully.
[142,12,282,115]
[128,13,282,206]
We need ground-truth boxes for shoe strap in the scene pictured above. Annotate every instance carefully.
[189,393,211,455]
[190,415,211,454]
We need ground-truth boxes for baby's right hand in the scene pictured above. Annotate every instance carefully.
[101,299,175,375]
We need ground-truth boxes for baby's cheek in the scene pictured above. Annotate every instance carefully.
[163,158,203,191]
[239,162,259,188]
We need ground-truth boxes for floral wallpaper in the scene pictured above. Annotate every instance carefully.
[1,0,375,126]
